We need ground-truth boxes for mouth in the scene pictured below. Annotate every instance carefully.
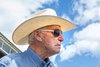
[55,44,61,47]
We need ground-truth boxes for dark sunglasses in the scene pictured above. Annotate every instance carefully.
[39,29,62,37]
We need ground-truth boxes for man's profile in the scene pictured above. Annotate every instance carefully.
[0,8,76,67]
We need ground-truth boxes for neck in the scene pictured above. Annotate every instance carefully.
[29,44,49,60]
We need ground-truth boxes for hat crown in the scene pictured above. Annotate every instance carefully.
[31,8,57,18]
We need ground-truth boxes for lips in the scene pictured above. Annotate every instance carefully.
[55,44,61,46]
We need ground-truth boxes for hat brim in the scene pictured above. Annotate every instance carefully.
[12,15,76,45]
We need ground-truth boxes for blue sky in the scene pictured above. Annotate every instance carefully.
[0,0,100,67]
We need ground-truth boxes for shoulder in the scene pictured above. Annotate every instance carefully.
[0,56,12,66]
[0,53,23,67]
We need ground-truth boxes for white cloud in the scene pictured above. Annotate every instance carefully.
[60,23,100,61]
[73,0,100,25]
[0,0,58,51]
[74,23,100,41]
[60,45,77,61]
[37,0,58,4]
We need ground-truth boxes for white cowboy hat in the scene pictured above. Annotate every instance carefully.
[12,8,76,45]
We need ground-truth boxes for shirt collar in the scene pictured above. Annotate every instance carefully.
[24,47,51,67]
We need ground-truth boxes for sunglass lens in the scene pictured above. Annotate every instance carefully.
[54,29,62,37]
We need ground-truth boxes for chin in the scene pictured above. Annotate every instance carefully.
[50,52,59,56]
[49,49,61,56]
[54,50,60,54]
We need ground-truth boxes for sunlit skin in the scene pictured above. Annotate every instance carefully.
[29,25,63,60]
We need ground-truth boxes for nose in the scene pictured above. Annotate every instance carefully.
[58,34,64,42]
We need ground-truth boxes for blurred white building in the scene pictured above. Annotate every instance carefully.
[0,32,21,58]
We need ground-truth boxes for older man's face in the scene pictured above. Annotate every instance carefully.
[39,25,63,55]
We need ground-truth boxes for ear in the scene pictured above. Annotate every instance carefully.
[32,31,42,41]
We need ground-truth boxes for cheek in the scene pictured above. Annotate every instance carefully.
[44,37,55,45]
[42,35,56,47]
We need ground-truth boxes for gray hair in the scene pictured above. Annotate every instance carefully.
[28,33,35,44]
[28,25,54,44]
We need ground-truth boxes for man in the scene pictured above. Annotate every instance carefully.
[0,8,76,67]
